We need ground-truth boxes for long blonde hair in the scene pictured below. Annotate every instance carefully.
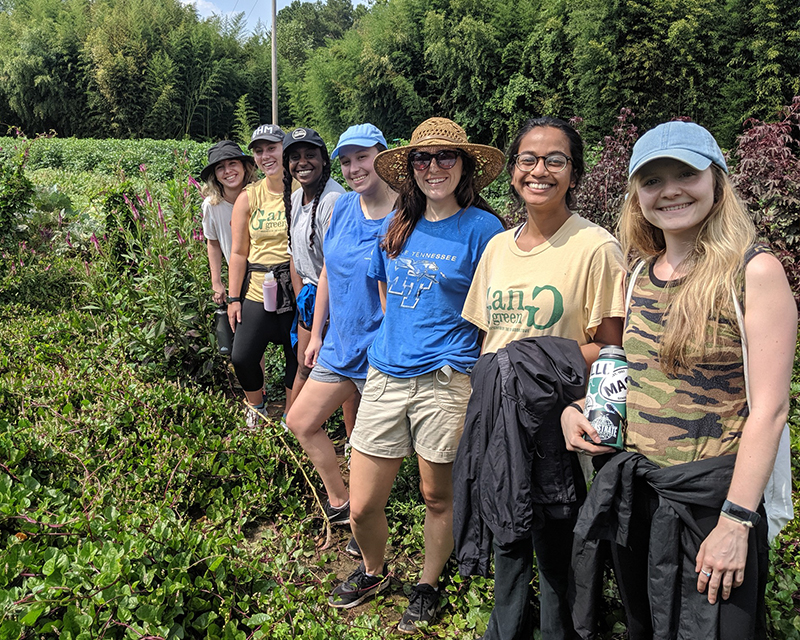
[618,164,756,374]
[200,159,257,205]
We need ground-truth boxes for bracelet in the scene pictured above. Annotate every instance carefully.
[226,296,243,304]
[720,499,760,528]
[567,402,584,414]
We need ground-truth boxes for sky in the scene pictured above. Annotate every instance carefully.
[179,0,297,34]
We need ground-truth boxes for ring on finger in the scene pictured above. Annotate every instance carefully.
[701,570,712,578]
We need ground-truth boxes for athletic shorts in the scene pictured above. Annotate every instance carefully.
[308,362,366,394]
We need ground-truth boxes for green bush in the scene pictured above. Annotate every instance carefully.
[0,137,208,183]
[0,141,34,247]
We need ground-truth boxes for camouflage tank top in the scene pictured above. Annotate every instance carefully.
[622,253,762,467]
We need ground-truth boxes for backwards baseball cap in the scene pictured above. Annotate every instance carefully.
[248,124,285,149]
[628,121,728,177]
[283,127,326,153]
[331,123,388,159]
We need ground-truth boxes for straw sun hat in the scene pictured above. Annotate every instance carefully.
[374,117,505,191]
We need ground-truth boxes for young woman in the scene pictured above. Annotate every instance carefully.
[228,125,297,424]
[326,118,505,634]
[459,117,626,640]
[281,128,345,404]
[285,124,395,548]
[199,140,257,304]
[562,121,797,639]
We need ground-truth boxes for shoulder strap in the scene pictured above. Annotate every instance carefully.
[624,260,647,328]
[732,246,763,408]
[731,289,750,407]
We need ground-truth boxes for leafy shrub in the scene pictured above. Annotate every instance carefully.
[575,109,638,232]
[83,165,225,385]
[0,249,86,311]
[731,96,800,305]
[0,139,34,247]
[0,136,209,183]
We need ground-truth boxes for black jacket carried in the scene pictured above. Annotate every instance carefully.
[453,336,587,577]
[572,451,768,640]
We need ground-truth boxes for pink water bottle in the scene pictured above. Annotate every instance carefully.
[262,272,278,312]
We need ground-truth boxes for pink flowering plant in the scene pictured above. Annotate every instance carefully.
[85,160,219,382]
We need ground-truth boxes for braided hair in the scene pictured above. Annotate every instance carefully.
[282,144,331,251]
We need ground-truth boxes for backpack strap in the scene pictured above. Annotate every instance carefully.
[624,259,647,329]
[731,245,766,405]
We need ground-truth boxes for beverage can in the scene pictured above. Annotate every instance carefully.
[583,345,627,449]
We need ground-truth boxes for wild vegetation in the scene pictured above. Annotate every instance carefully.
[2,100,800,638]
[1,0,799,149]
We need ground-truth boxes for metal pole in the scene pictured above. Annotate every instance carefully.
[271,0,278,124]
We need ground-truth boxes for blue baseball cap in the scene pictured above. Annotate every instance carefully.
[628,121,728,177]
[331,123,388,159]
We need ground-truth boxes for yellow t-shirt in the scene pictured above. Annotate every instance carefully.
[462,214,626,354]
[245,179,290,303]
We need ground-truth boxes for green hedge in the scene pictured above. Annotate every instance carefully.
[0,137,208,182]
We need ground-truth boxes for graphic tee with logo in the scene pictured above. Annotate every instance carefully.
[243,179,290,303]
[462,214,625,354]
[367,206,503,378]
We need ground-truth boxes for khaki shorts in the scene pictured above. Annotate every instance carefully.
[350,366,471,464]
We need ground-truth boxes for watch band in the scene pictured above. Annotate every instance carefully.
[721,499,760,528]
[226,296,243,304]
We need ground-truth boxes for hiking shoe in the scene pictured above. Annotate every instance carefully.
[328,562,389,608]
[345,536,362,558]
[245,402,268,429]
[324,500,350,526]
[397,583,439,633]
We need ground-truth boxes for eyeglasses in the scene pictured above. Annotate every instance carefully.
[512,153,571,173]
[409,150,460,171]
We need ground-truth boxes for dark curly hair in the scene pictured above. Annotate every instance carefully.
[282,144,332,251]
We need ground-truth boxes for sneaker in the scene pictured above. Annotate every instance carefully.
[245,402,268,428]
[397,583,439,633]
[345,536,362,558]
[324,500,350,526]
[328,562,389,608]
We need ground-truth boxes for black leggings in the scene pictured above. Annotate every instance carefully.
[231,299,297,391]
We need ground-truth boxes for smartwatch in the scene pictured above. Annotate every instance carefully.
[721,500,761,528]
[226,296,243,304]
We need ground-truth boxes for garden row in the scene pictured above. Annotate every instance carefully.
[1,105,800,637]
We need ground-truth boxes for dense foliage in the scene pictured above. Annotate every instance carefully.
[1,106,800,637]
[1,0,799,148]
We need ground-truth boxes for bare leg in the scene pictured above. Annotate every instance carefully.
[342,392,360,438]
[284,386,293,415]
[416,457,455,587]
[286,378,358,506]
[349,449,403,575]
[290,325,312,405]
[244,389,263,406]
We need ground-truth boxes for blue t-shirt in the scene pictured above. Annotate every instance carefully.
[317,192,385,378]
[367,206,503,377]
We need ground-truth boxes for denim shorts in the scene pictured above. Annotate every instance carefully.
[350,365,471,464]
[308,362,366,394]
